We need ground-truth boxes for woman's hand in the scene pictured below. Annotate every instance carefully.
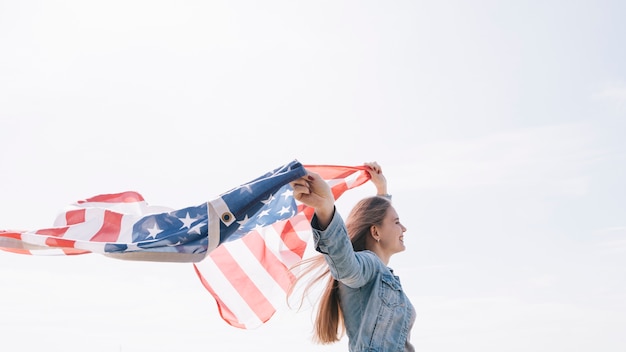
[290,171,335,228]
[364,161,388,196]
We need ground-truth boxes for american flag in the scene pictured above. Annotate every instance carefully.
[0,161,371,328]
[195,164,371,328]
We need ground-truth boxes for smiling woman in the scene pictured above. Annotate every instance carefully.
[288,162,416,351]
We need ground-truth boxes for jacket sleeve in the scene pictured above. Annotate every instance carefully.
[312,208,380,289]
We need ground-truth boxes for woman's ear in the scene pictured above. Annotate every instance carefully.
[370,225,378,238]
[370,225,381,243]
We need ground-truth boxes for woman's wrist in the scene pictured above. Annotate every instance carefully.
[314,205,335,231]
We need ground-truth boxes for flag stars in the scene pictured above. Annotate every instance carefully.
[171,236,188,246]
[257,209,270,219]
[237,215,250,227]
[240,184,253,194]
[189,223,204,235]
[146,224,162,239]
[280,189,293,199]
[179,212,196,229]
[277,206,291,216]
[261,194,275,205]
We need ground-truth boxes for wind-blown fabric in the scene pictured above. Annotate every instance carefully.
[195,164,371,328]
[0,161,371,328]
[0,160,307,261]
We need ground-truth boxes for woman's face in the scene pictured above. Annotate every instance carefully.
[377,206,407,255]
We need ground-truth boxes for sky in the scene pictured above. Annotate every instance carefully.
[1,0,625,351]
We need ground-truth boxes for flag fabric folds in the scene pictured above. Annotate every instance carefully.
[0,160,307,262]
[0,161,371,329]
[194,164,371,328]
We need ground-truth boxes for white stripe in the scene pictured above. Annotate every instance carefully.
[223,238,287,310]
[20,231,108,253]
[76,200,158,215]
[195,255,262,329]
[117,213,138,243]
[27,248,67,256]
[73,240,107,253]
[53,201,171,227]
[257,224,301,267]
[286,213,314,243]
[343,172,361,188]
[326,178,343,188]
[21,232,49,246]
[62,208,105,240]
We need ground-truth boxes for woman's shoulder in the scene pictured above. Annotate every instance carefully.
[354,250,388,269]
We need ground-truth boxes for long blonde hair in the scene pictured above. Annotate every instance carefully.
[288,196,392,344]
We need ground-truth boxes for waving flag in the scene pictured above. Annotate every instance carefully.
[195,164,371,328]
[0,162,371,328]
[0,160,306,261]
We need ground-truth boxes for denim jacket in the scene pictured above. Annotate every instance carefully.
[312,209,416,352]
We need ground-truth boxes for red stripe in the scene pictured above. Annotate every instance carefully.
[304,165,371,198]
[0,231,88,254]
[277,216,309,259]
[304,164,369,182]
[211,246,276,325]
[36,227,69,237]
[65,209,86,225]
[193,166,371,329]
[45,236,77,248]
[90,210,123,242]
[78,191,144,204]
[0,247,33,255]
[0,231,23,240]
[192,262,246,328]
[242,231,294,293]
[62,248,91,255]
[331,181,349,199]
[0,246,89,255]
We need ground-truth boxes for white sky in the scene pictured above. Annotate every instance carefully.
[1,1,625,351]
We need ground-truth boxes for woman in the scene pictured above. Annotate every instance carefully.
[289,162,415,351]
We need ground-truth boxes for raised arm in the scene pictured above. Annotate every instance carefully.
[290,171,335,229]
[364,161,391,199]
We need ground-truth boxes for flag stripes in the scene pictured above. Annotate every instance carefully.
[194,165,370,329]
[0,162,371,329]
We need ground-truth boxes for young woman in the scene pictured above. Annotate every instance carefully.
[289,162,415,351]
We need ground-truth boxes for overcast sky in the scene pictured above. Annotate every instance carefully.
[1,1,625,351]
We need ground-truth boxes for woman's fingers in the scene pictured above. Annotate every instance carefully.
[289,171,333,208]
[290,178,310,201]
[364,161,382,174]
[290,179,310,192]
